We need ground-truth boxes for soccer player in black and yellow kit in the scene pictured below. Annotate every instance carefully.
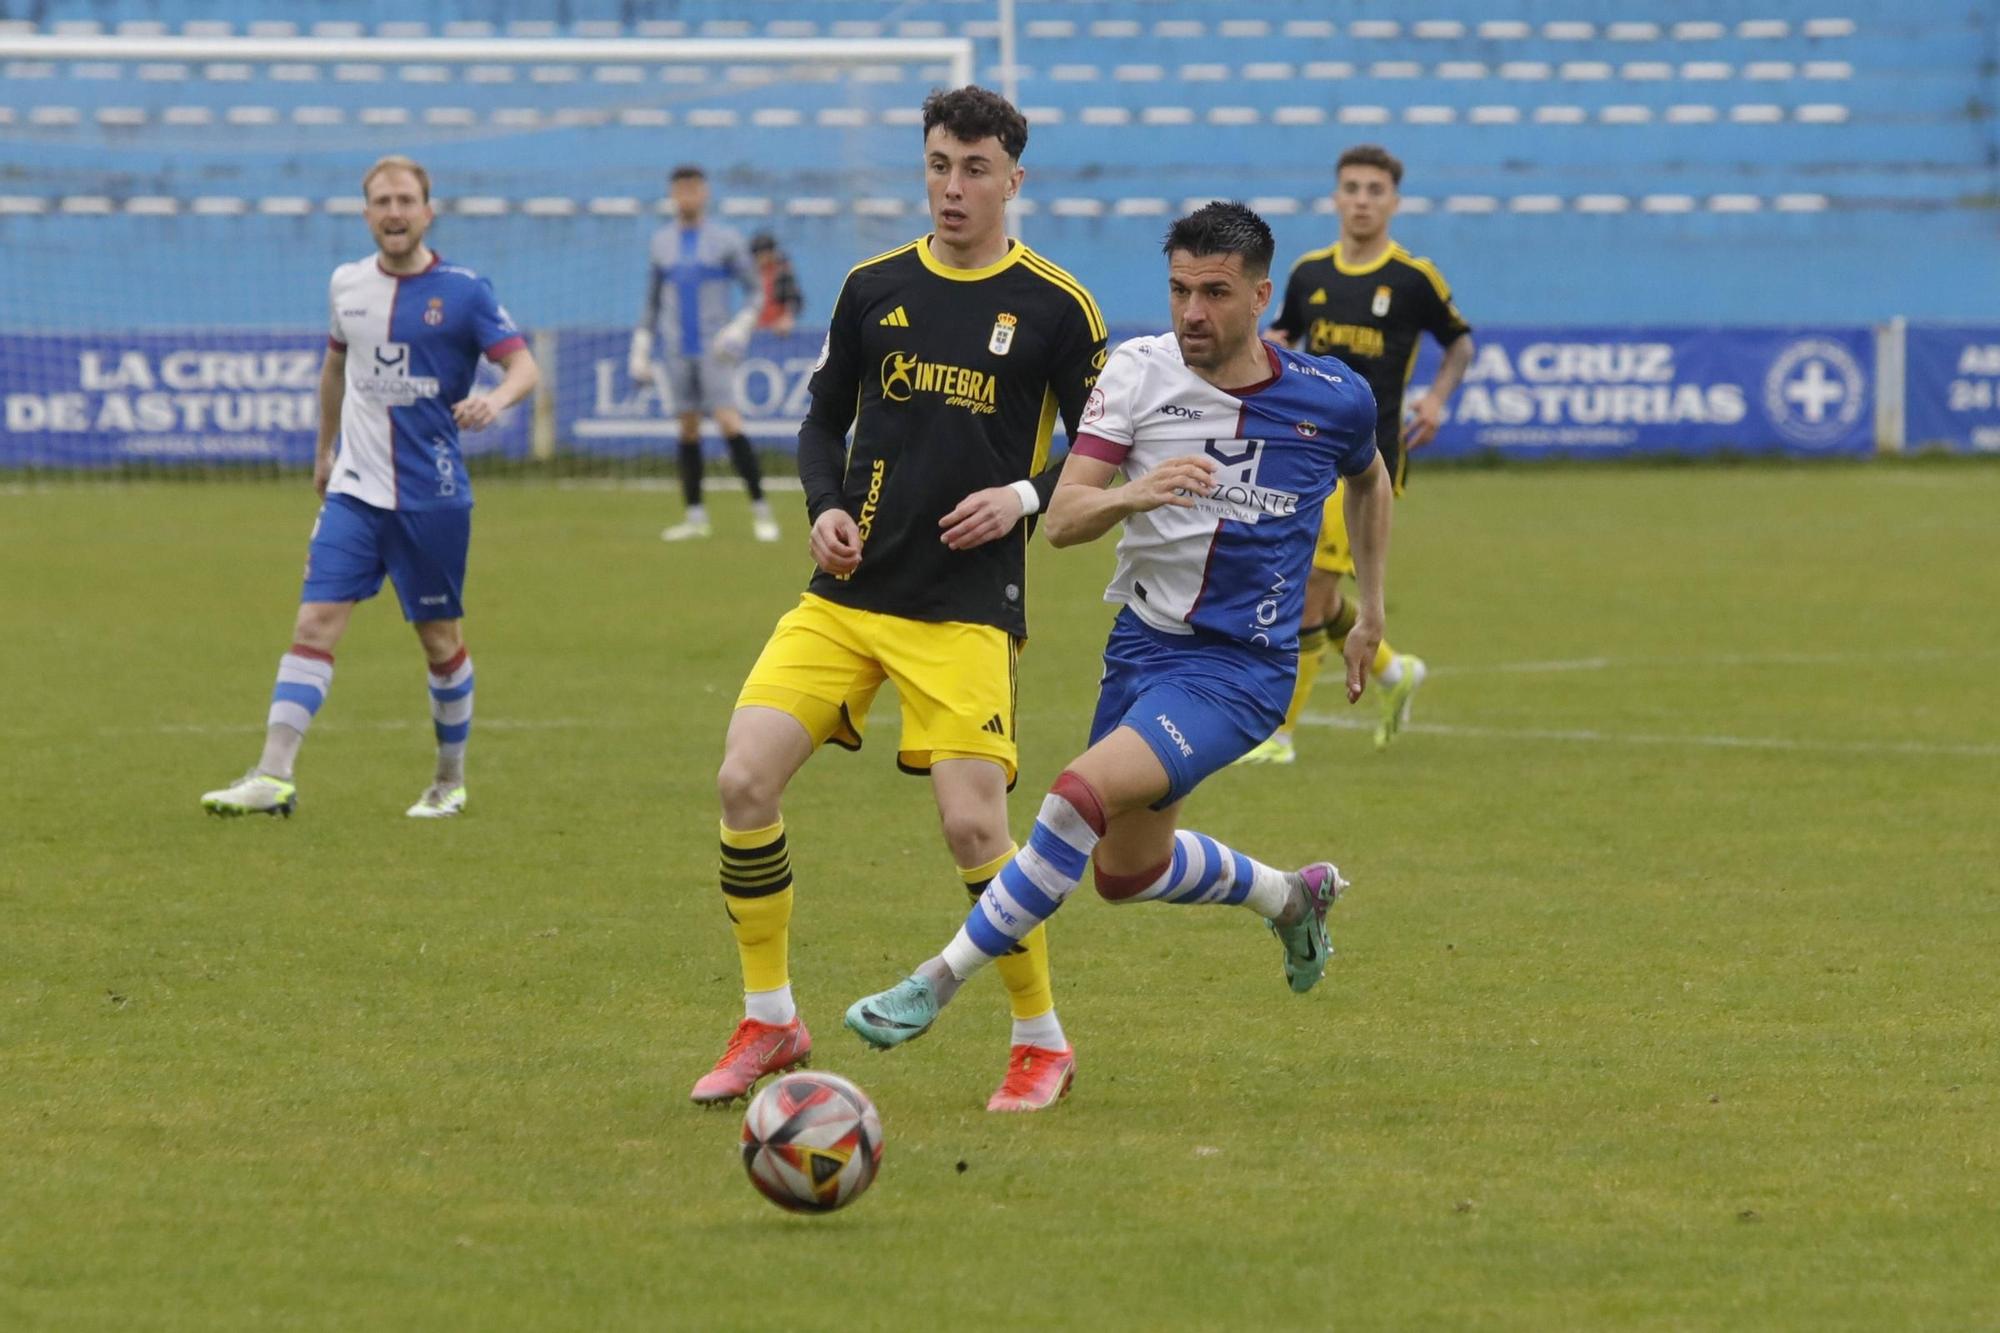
[689,88,1107,1112]
[1243,144,1474,762]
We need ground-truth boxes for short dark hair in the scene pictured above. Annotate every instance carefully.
[1337,144,1404,186]
[1161,201,1275,278]
[669,164,706,183]
[747,232,777,254]
[920,86,1029,160]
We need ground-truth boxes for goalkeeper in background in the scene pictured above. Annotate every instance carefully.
[630,164,780,544]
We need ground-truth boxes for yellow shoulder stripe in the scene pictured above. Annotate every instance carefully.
[1291,243,1340,271]
[1398,250,1455,302]
[1020,249,1108,341]
[842,239,921,285]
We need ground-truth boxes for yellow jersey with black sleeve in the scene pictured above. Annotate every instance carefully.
[797,235,1107,639]
[1271,241,1470,488]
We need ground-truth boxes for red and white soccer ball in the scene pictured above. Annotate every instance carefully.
[740,1071,885,1214]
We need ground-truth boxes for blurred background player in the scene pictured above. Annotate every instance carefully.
[747,232,803,337]
[844,203,1393,1052]
[1243,144,1474,762]
[629,164,779,544]
[200,155,538,820]
[692,87,1107,1113]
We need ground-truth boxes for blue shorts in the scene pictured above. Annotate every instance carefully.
[1087,608,1295,808]
[301,493,470,622]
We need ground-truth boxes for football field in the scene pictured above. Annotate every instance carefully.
[3,464,1996,1330]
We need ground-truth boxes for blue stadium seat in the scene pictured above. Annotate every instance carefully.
[0,0,1993,326]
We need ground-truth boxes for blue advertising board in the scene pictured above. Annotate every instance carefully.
[1903,325,2000,452]
[1407,326,1878,458]
[0,330,529,468]
[2,324,1892,466]
[551,326,826,455]
[565,324,1880,460]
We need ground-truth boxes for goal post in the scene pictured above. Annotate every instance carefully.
[0,32,976,478]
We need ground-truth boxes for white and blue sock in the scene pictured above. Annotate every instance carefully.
[935,771,1107,988]
[259,643,333,779]
[1094,829,1294,918]
[428,647,473,786]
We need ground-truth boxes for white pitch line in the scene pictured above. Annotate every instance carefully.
[41,716,618,741]
[1300,711,2000,758]
[4,709,1983,762]
[1427,646,1996,677]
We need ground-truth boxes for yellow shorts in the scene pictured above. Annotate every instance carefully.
[1312,469,1406,576]
[1312,492,1356,576]
[736,593,1021,783]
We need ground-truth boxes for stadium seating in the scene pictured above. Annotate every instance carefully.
[1,1,1993,327]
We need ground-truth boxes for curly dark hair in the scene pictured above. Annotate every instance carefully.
[920,86,1029,160]
[1162,201,1276,278]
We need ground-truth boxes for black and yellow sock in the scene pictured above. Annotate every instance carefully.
[720,819,793,994]
[1280,621,1332,735]
[962,846,1054,1022]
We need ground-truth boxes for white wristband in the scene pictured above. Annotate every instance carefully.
[1008,479,1042,516]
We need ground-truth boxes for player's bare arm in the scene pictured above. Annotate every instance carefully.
[314,345,345,498]
[1406,331,1474,450]
[452,346,540,432]
[1043,451,1219,549]
[1338,451,1393,699]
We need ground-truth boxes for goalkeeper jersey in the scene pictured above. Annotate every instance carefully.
[640,220,756,359]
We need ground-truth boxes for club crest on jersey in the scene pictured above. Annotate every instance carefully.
[423,298,445,327]
[1372,285,1392,318]
[1296,420,1319,439]
[988,312,1017,356]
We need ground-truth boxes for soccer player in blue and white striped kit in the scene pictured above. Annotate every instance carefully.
[847,204,1394,1058]
[200,156,538,819]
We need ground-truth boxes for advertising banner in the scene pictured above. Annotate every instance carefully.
[553,327,826,454]
[1407,326,1878,458]
[0,331,529,468]
[1903,325,2000,452]
[1,324,1893,466]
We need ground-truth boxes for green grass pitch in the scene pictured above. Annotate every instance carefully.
[2,464,1996,1330]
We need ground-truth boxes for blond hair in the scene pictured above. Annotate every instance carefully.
[362,155,431,202]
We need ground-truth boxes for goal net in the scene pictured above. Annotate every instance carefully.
[0,33,974,478]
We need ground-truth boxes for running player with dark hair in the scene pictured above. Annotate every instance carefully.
[688,87,1108,1113]
[844,201,1394,1052]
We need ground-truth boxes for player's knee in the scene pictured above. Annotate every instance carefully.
[415,620,462,662]
[937,805,1008,868]
[292,602,345,650]
[715,751,784,824]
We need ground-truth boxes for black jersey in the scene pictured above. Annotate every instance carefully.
[1272,241,1471,481]
[799,236,1107,638]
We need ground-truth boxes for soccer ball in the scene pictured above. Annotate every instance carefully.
[740,1071,885,1214]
